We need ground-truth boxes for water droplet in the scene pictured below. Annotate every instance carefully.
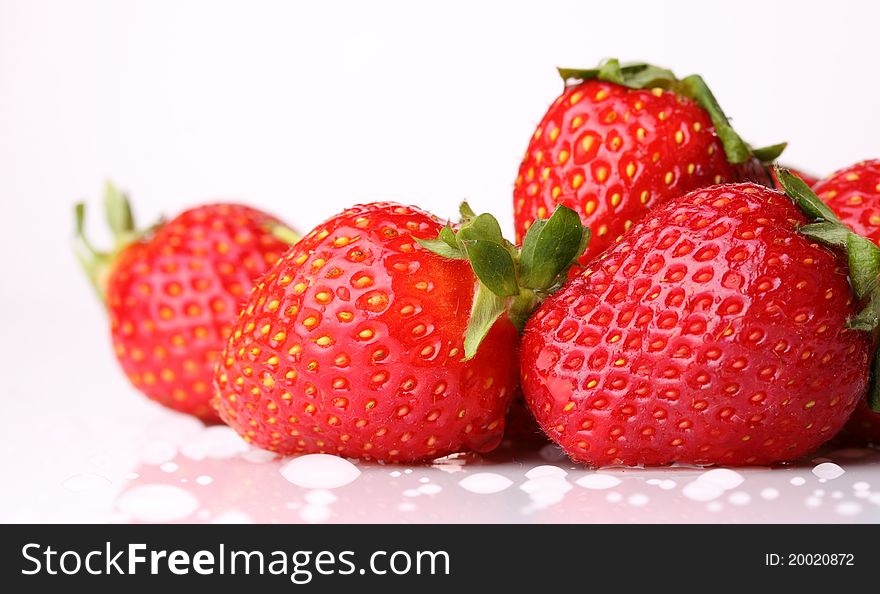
[525,465,568,479]
[696,468,745,490]
[160,462,179,473]
[682,468,745,502]
[459,473,513,494]
[575,473,621,490]
[280,454,361,489]
[812,462,845,480]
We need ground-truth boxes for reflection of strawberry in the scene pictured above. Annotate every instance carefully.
[514,59,780,264]
[215,201,589,461]
[812,159,880,443]
[75,183,296,421]
[521,177,875,467]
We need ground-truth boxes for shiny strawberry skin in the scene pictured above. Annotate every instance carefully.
[214,202,519,461]
[520,183,870,467]
[108,204,290,421]
[814,159,880,443]
[815,160,880,242]
[513,80,769,264]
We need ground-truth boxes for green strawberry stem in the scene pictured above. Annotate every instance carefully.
[557,58,786,166]
[417,203,589,359]
[775,166,880,412]
[73,181,142,304]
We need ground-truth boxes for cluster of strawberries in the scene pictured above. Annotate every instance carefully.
[76,59,880,468]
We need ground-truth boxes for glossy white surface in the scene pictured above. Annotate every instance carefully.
[3,308,879,524]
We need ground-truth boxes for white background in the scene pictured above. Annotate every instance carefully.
[0,0,878,521]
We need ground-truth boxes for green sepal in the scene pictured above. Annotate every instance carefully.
[457,212,506,246]
[460,239,520,297]
[751,142,788,163]
[596,58,626,85]
[557,58,782,166]
[416,236,466,260]
[679,74,751,165]
[799,221,849,248]
[103,181,136,248]
[520,205,589,290]
[776,168,841,223]
[73,202,114,303]
[459,202,477,225]
[558,61,676,89]
[846,233,880,300]
[73,181,157,306]
[847,291,880,331]
[424,203,590,359]
[439,225,458,247]
[463,282,507,360]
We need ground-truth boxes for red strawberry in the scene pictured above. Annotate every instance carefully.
[812,159,880,443]
[214,201,589,461]
[814,160,880,241]
[772,166,820,190]
[75,183,295,421]
[520,177,876,467]
[513,59,781,265]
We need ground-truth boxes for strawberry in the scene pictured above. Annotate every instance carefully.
[214,201,589,461]
[520,174,879,467]
[812,159,880,443]
[75,183,296,421]
[513,59,782,265]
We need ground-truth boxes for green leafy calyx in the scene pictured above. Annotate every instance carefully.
[73,181,145,304]
[557,58,784,167]
[775,166,880,412]
[417,203,590,360]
